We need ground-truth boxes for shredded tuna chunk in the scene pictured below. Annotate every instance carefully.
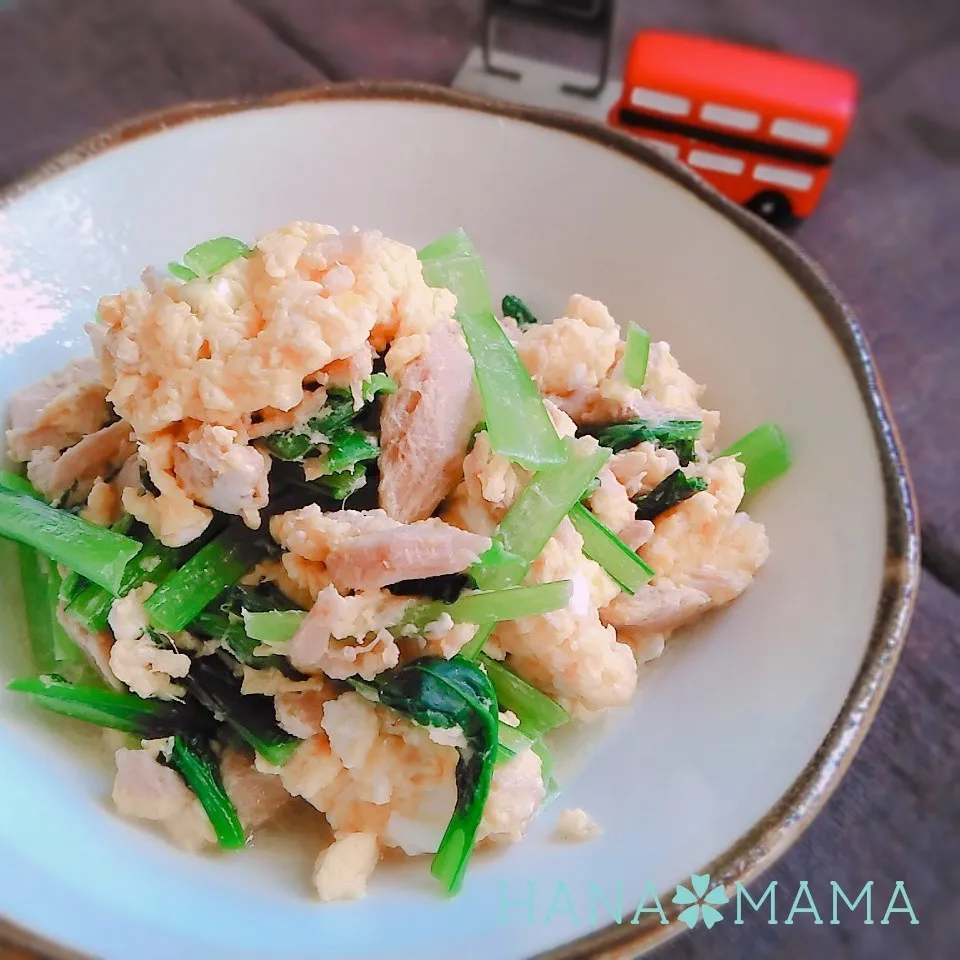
[55,605,120,688]
[602,457,769,653]
[26,421,136,503]
[220,746,294,830]
[379,321,480,522]
[5,358,111,462]
[174,423,269,527]
[112,743,215,851]
[325,521,490,591]
[286,585,409,681]
[271,505,489,592]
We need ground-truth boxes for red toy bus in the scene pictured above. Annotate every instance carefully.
[608,31,859,226]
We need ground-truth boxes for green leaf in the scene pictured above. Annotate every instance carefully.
[633,470,708,522]
[168,262,198,282]
[181,237,250,278]
[501,294,539,327]
[184,658,300,767]
[592,418,702,466]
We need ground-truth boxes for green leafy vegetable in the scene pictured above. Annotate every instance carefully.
[182,237,251,278]
[567,503,653,594]
[17,546,60,674]
[591,418,702,466]
[242,582,573,648]
[311,428,379,477]
[167,735,246,850]
[495,720,534,764]
[0,471,44,498]
[623,323,651,388]
[311,464,369,501]
[145,527,261,633]
[419,230,566,470]
[168,262,198,282]
[184,658,300,767]
[0,489,142,594]
[387,573,471,602]
[471,438,610,591]
[478,654,569,739]
[7,674,199,737]
[241,609,306,645]
[717,422,791,494]
[362,373,397,401]
[265,377,395,462]
[501,294,539,328]
[68,534,182,633]
[373,656,498,894]
[405,581,573,633]
[193,586,294,668]
[633,469,708,522]
[59,514,134,605]
[43,559,87,669]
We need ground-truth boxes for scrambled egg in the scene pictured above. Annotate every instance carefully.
[95,224,456,545]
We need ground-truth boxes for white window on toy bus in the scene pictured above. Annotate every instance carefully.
[639,137,680,159]
[687,149,745,175]
[770,118,831,147]
[629,87,691,116]
[753,163,815,191]
[699,103,761,132]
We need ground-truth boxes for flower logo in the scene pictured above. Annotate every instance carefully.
[673,873,728,929]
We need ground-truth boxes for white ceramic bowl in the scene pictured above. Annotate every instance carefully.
[0,84,918,960]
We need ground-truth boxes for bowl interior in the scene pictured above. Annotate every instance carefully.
[0,93,892,960]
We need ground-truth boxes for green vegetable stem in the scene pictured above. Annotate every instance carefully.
[622,323,651,388]
[471,439,610,591]
[717,422,791,494]
[567,503,653,594]
[145,527,261,633]
[0,489,142,594]
[167,735,247,850]
[420,230,566,471]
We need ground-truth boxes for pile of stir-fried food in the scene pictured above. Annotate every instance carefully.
[1,224,790,900]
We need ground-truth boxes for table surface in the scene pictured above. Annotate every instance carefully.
[0,1,958,958]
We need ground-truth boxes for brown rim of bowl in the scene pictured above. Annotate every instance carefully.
[0,80,919,960]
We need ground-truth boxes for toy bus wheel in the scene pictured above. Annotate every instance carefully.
[745,191,795,228]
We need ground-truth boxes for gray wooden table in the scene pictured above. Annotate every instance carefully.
[1,1,958,958]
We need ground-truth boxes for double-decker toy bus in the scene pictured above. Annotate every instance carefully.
[608,31,858,226]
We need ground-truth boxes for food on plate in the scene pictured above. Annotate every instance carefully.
[2,223,791,900]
